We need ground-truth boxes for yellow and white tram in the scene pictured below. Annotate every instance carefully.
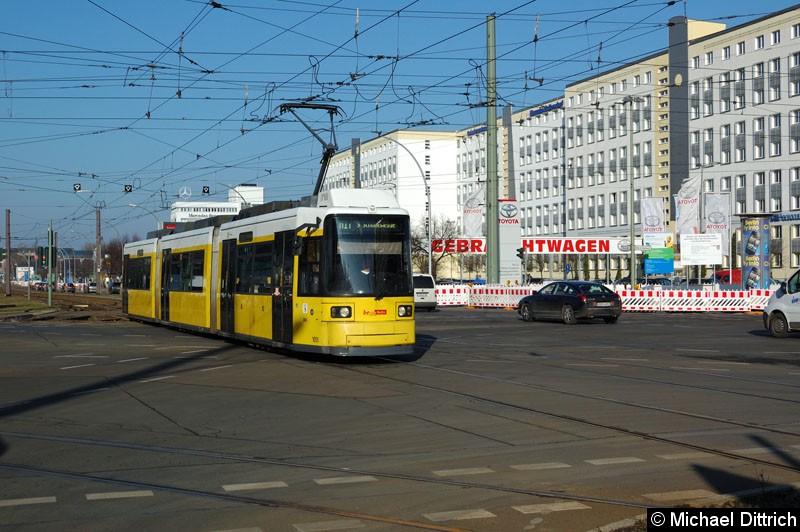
[123,189,416,356]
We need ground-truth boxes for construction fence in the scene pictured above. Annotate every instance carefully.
[435,284,773,313]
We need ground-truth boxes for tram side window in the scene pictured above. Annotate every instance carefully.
[169,250,205,292]
[125,257,151,290]
[298,237,321,296]
[252,242,274,294]
[236,242,274,294]
[235,244,254,293]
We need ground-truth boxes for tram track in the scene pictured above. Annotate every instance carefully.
[3,311,799,528]
[0,429,648,511]
[342,359,800,476]
[8,287,123,316]
[411,317,800,407]
[0,460,468,532]
[1,338,798,521]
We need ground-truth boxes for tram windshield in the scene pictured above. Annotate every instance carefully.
[322,214,412,298]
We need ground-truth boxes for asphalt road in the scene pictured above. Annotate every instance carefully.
[0,308,798,532]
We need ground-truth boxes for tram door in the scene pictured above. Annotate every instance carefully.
[220,239,236,334]
[160,249,171,321]
[272,232,294,345]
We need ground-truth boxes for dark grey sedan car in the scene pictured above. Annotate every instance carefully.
[517,280,622,324]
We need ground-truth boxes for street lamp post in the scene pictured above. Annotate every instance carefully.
[377,136,432,276]
[622,95,645,288]
[128,204,161,230]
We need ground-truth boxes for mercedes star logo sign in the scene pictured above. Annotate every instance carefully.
[179,187,192,199]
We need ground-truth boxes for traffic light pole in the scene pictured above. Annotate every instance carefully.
[4,209,10,297]
[47,221,53,307]
[517,247,526,283]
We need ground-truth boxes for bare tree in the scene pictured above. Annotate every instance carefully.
[531,253,547,278]
[411,214,458,279]
[461,253,485,280]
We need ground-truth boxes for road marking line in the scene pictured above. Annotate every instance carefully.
[432,467,494,476]
[313,476,377,485]
[55,354,106,358]
[222,481,288,491]
[125,344,157,347]
[182,349,211,354]
[510,462,571,471]
[731,447,776,456]
[657,452,713,460]
[601,357,648,361]
[585,457,645,465]
[675,348,719,352]
[423,509,496,522]
[564,363,619,367]
[60,364,95,370]
[206,529,262,532]
[73,388,109,395]
[670,367,730,372]
[644,489,715,501]
[293,520,364,531]
[86,491,153,500]
[0,497,57,507]
[200,365,233,372]
[140,376,175,383]
[209,526,264,532]
[697,361,748,366]
[513,501,590,514]
[117,357,149,363]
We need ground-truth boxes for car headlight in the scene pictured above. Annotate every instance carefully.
[398,305,413,317]
[331,306,351,318]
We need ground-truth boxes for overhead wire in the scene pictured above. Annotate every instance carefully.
[1,0,787,241]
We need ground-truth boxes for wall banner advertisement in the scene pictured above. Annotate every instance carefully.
[704,192,731,253]
[676,174,701,237]
[641,197,664,233]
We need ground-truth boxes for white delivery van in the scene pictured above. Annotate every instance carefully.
[763,270,800,337]
[413,274,437,312]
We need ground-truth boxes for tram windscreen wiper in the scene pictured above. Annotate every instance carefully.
[374,284,389,301]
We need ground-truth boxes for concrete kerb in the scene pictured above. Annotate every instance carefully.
[0,308,61,322]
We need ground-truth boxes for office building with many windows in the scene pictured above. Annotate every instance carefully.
[323,4,800,281]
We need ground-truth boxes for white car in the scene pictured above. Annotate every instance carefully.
[763,271,800,337]
[412,274,437,312]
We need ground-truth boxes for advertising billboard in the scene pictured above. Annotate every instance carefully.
[741,216,771,290]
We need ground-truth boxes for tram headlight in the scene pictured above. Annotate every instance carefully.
[331,306,351,318]
[398,305,413,317]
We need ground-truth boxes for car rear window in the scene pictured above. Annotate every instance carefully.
[578,283,612,294]
[413,276,435,289]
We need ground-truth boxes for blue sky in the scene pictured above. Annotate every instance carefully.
[1,0,796,249]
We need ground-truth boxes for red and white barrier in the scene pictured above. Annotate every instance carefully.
[450,284,773,313]
[619,289,662,312]
[749,289,772,310]
[435,285,471,306]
